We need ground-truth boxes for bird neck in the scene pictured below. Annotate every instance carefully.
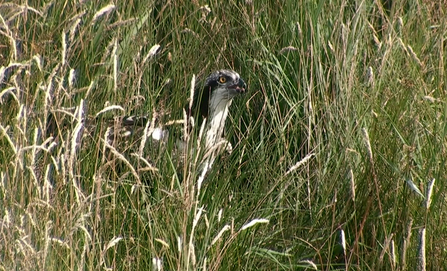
[205,95,232,149]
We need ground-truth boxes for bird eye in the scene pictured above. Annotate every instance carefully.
[218,76,227,83]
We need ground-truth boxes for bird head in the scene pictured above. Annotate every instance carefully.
[204,69,246,98]
[192,69,246,123]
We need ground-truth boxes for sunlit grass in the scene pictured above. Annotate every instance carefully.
[1,0,446,270]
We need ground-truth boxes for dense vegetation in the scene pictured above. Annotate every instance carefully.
[1,0,446,270]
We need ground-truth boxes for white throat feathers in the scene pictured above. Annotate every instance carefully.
[191,70,246,151]
[205,88,233,150]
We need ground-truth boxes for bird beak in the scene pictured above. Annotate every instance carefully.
[229,78,246,94]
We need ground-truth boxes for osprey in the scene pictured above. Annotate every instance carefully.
[42,70,246,183]
[190,69,246,151]
[118,69,246,161]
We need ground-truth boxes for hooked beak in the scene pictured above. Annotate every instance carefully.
[229,78,246,94]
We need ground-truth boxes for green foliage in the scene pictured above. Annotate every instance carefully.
[1,0,446,270]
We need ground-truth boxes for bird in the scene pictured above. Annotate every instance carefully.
[189,69,246,152]
[44,69,246,173]
[108,69,247,165]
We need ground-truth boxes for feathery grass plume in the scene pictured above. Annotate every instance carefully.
[100,38,117,65]
[285,152,314,175]
[112,38,118,92]
[425,178,435,210]
[94,105,125,117]
[362,128,373,163]
[50,237,70,250]
[340,229,346,257]
[217,209,223,223]
[44,64,60,129]
[349,169,356,202]
[155,238,170,249]
[391,239,396,268]
[68,69,76,88]
[397,38,408,52]
[59,137,68,186]
[61,31,67,66]
[142,44,161,64]
[69,15,83,43]
[85,80,96,99]
[199,5,211,23]
[396,17,403,35]
[406,45,423,67]
[327,40,335,53]
[43,220,52,267]
[422,95,436,103]
[32,55,43,71]
[295,21,302,39]
[20,3,43,16]
[211,225,231,246]
[75,216,92,242]
[367,22,382,48]
[2,206,10,226]
[0,61,8,80]
[80,236,88,270]
[103,236,123,265]
[70,177,84,206]
[75,213,93,268]
[0,66,6,84]
[138,112,157,158]
[203,257,207,271]
[189,74,196,114]
[366,66,374,87]
[0,173,5,198]
[102,127,112,165]
[92,4,115,24]
[68,102,86,202]
[0,87,17,102]
[189,242,197,269]
[188,207,204,260]
[240,219,269,231]
[43,164,53,202]
[17,235,37,256]
[25,208,37,229]
[197,160,209,196]
[417,228,426,271]
[1,21,18,60]
[279,46,298,54]
[177,236,182,254]
[71,100,85,155]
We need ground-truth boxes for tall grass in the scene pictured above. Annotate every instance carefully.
[1,0,446,270]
